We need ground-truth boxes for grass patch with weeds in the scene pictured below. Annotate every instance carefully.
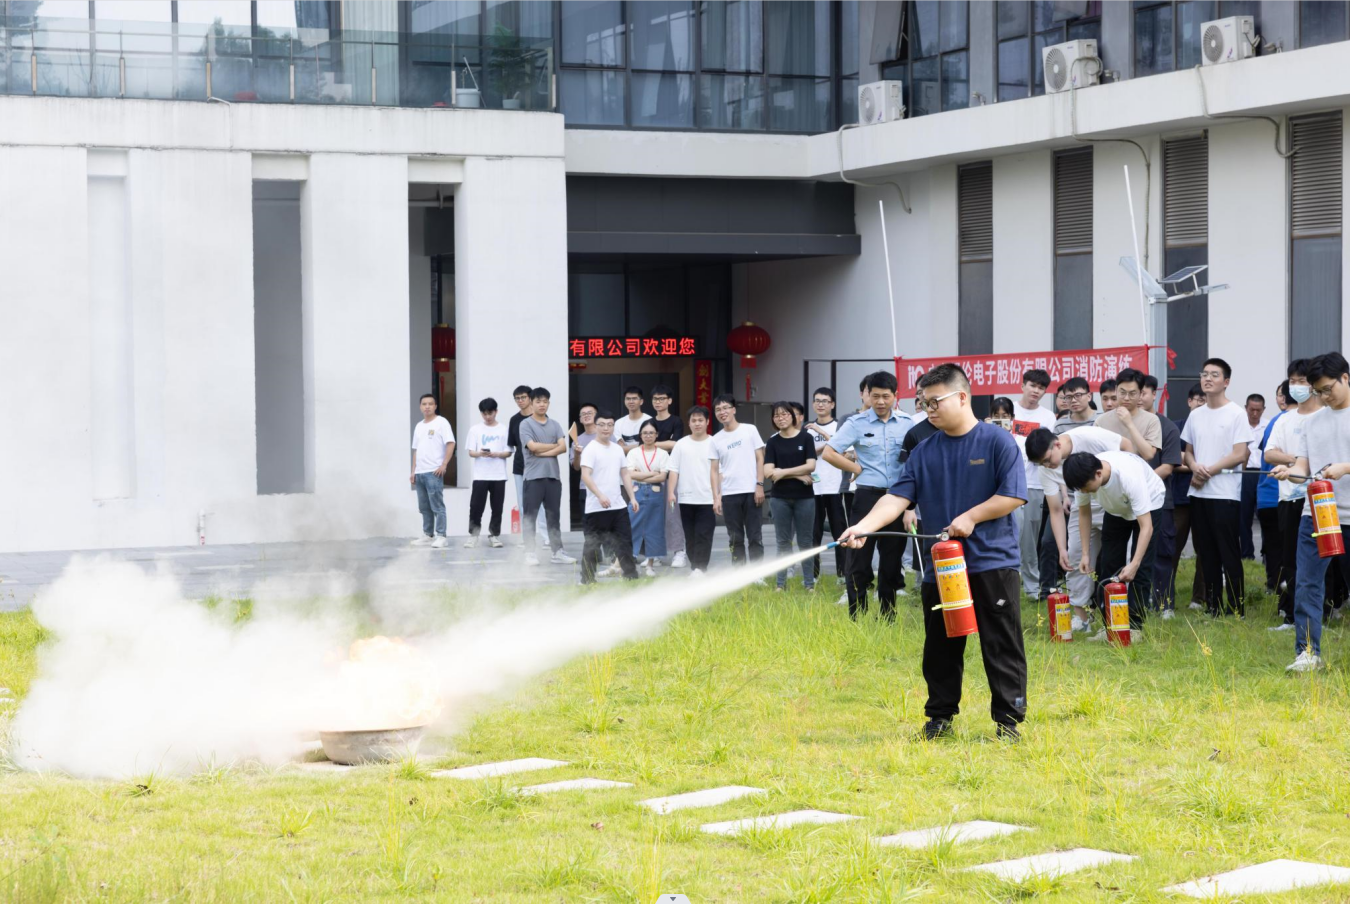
[1,561,1349,900]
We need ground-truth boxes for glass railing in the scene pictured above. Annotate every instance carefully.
[0,17,555,112]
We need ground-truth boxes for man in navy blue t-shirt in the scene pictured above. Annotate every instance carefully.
[842,364,1029,742]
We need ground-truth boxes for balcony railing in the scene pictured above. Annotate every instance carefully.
[0,18,555,112]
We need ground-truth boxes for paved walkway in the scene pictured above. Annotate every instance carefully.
[0,526,840,611]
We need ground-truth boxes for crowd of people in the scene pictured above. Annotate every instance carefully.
[407,351,1350,680]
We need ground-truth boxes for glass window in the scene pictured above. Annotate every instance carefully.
[629,266,688,336]
[841,0,859,75]
[1033,0,1058,31]
[701,0,763,72]
[768,76,829,131]
[910,55,939,116]
[1177,1,1214,69]
[1067,18,1100,42]
[941,50,969,110]
[560,68,626,125]
[410,1,481,40]
[698,73,764,128]
[561,0,625,67]
[1135,3,1174,76]
[765,1,831,76]
[631,1,695,71]
[176,0,252,31]
[1301,1,1349,47]
[998,36,1030,100]
[1033,30,1055,94]
[486,1,554,44]
[841,75,859,125]
[912,1,941,57]
[632,72,693,126]
[998,0,1030,39]
[568,270,626,335]
[941,1,969,52]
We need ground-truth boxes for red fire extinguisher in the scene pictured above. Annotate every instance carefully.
[510,506,521,534]
[1308,479,1345,559]
[1048,591,1072,642]
[1104,581,1131,647]
[932,540,979,638]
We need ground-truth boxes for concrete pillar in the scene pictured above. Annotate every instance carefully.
[1092,137,1162,351]
[454,155,569,525]
[993,151,1054,353]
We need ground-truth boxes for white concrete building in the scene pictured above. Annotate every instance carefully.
[2,1,1349,551]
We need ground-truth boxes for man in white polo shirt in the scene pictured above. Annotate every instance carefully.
[410,392,455,549]
[708,394,766,565]
[1064,449,1166,634]
[1181,357,1252,617]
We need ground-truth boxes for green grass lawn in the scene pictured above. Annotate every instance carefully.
[3,561,1350,903]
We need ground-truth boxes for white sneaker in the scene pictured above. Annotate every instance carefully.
[1188,601,1203,610]
[1269,622,1295,632]
[551,550,577,565]
[1287,650,1326,672]
[526,553,540,566]
[599,561,623,578]
[689,569,705,578]
[430,536,449,549]
[671,551,689,568]
[637,557,650,568]
[410,534,434,546]
[786,566,796,579]
[644,563,656,578]
[487,535,504,548]
[895,585,910,597]
[1161,609,1175,621]
[1071,615,1090,633]
[463,535,479,549]
[836,593,848,607]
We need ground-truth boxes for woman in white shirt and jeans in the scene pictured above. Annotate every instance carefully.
[626,421,669,576]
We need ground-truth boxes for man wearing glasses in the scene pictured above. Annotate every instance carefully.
[822,371,912,620]
[1273,352,1350,671]
[1053,378,1098,434]
[1181,358,1252,617]
[839,364,1028,742]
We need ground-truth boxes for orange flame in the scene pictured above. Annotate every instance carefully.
[323,636,442,731]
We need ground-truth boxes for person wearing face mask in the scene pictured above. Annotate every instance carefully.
[1265,361,1322,629]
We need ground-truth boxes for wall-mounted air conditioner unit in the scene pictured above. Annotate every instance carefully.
[1201,16,1257,65]
[1041,39,1099,94]
[858,79,904,125]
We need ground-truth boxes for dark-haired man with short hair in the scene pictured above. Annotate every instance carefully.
[1140,374,1183,615]
[508,384,543,545]
[410,392,455,548]
[1273,352,1350,671]
[1181,357,1251,616]
[1099,379,1119,413]
[618,385,652,453]
[1238,393,1270,561]
[650,384,687,567]
[840,363,1028,742]
[708,394,766,565]
[579,409,640,584]
[1266,360,1323,628]
[1011,369,1056,598]
[520,387,576,567]
[823,370,912,619]
[807,386,848,583]
[464,397,510,548]
[1053,377,1097,434]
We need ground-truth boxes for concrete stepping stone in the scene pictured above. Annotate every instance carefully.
[1163,859,1350,898]
[700,810,860,836]
[519,778,634,795]
[432,757,569,780]
[640,785,767,814]
[964,848,1135,882]
[876,820,1030,849]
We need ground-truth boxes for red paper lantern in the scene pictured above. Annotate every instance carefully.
[433,358,451,373]
[727,321,770,368]
[432,324,455,359]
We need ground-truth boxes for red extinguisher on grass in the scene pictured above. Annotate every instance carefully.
[1103,580,1131,647]
[1047,590,1072,642]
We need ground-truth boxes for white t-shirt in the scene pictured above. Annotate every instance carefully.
[1075,450,1166,520]
[465,422,509,481]
[625,445,670,478]
[808,420,843,495]
[618,413,652,446]
[580,439,628,514]
[1038,426,1126,501]
[1180,401,1249,501]
[411,415,454,474]
[1267,408,1315,502]
[1012,401,1056,491]
[1246,417,1271,467]
[1296,405,1350,522]
[708,423,765,495]
[668,436,714,504]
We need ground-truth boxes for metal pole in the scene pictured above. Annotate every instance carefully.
[1123,165,1149,347]
[877,199,900,372]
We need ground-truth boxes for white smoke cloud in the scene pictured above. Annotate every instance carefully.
[10,546,824,779]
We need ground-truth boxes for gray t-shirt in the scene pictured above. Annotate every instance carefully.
[1054,413,1098,434]
[519,417,566,480]
[1296,406,1350,522]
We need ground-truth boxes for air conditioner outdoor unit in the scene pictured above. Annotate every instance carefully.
[858,79,904,125]
[1201,16,1257,65]
[1041,39,1099,94]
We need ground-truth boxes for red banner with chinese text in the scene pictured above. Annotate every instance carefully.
[695,360,714,408]
[895,345,1149,399]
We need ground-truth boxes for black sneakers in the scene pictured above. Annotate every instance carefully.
[920,719,954,741]
[996,723,1021,743]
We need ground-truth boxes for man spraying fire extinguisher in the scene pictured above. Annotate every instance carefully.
[840,363,1028,743]
[1272,351,1350,673]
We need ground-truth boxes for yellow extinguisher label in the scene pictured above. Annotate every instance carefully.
[1107,592,1129,631]
[1054,602,1072,639]
[1312,491,1340,536]
[934,557,973,609]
